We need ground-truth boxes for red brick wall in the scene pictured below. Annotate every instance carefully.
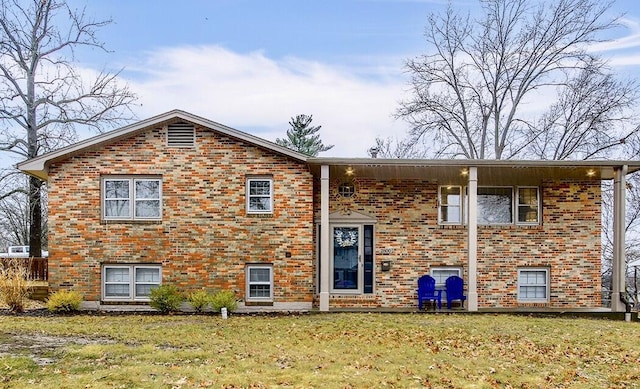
[315,178,602,309]
[47,123,315,303]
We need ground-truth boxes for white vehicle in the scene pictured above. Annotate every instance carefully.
[0,245,48,258]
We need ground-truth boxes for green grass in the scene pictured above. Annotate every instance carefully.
[0,313,638,388]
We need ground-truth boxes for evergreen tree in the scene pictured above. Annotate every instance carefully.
[276,114,334,156]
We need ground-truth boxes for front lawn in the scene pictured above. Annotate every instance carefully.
[0,313,638,388]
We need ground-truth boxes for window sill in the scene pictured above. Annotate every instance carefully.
[101,220,163,225]
[245,301,274,306]
[438,224,542,229]
[100,300,151,305]
[330,294,376,299]
[517,301,549,306]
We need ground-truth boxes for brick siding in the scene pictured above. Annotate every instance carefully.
[315,178,601,309]
[47,122,315,303]
[45,121,602,310]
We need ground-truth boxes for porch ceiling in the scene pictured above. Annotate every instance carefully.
[306,159,640,186]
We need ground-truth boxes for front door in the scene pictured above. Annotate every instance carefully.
[331,225,362,292]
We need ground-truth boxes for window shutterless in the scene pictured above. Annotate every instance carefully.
[103,177,162,220]
[246,264,273,302]
[439,186,462,224]
[439,185,540,226]
[517,268,549,302]
[102,265,161,301]
[246,178,273,214]
[516,187,540,224]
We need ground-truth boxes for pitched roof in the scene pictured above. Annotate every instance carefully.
[17,109,640,182]
[17,110,309,180]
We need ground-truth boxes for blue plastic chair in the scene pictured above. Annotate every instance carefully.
[417,275,442,310]
[445,275,467,309]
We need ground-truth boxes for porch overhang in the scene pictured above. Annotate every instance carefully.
[306,158,640,184]
[311,158,640,312]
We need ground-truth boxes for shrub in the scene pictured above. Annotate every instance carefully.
[210,289,238,312]
[46,290,83,312]
[149,285,184,313]
[0,258,32,313]
[187,289,211,313]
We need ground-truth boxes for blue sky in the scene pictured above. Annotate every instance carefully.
[37,0,640,158]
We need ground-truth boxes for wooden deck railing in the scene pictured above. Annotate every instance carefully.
[0,257,48,281]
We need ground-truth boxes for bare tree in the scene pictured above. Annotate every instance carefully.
[0,0,137,256]
[368,136,433,159]
[0,174,29,249]
[397,0,638,160]
[530,61,639,160]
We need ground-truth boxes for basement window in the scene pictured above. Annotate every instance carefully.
[246,264,273,302]
[518,268,549,302]
[102,265,161,301]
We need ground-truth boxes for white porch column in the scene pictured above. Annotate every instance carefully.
[319,165,330,311]
[467,166,478,311]
[611,165,628,312]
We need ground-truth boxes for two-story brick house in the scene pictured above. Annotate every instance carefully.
[18,110,639,312]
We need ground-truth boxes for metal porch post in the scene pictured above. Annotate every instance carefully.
[468,166,478,311]
[611,165,627,312]
[319,165,330,311]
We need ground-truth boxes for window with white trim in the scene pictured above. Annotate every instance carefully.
[431,267,462,301]
[518,268,549,302]
[103,177,162,220]
[517,187,539,224]
[246,264,273,301]
[247,178,273,214]
[439,186,462,224]
[477,187,513,224]
[431,267,461,293]
[430,268,461,288]
[102,265,161,301]
[439,186,540,226]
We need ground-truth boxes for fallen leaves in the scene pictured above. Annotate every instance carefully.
[0,313,638,387]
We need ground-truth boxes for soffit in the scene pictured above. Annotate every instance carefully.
[307,159,640,185]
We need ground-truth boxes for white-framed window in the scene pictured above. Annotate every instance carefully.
[247,177,273,214]
[431,268,461,286]
[477,187,513,225]
[440,185,540,226]
[439,186,462,224]
[517,187,540,224]
[431,267,462,290]
[246,264,273,302]
[103,177,162,220]
[518,268,549,302]
[102,265,161,301]
[167,122,195,147]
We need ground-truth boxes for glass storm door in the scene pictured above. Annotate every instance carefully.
[332,226,362,292]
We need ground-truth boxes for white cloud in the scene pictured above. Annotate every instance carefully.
[125,45,409,157]
[590,17,640,53]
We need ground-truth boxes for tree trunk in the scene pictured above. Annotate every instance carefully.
[28,176,42,258]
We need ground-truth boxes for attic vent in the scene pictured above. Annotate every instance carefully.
[167,123,195,147]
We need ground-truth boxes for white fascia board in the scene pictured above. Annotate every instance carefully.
[17,110,308,180]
